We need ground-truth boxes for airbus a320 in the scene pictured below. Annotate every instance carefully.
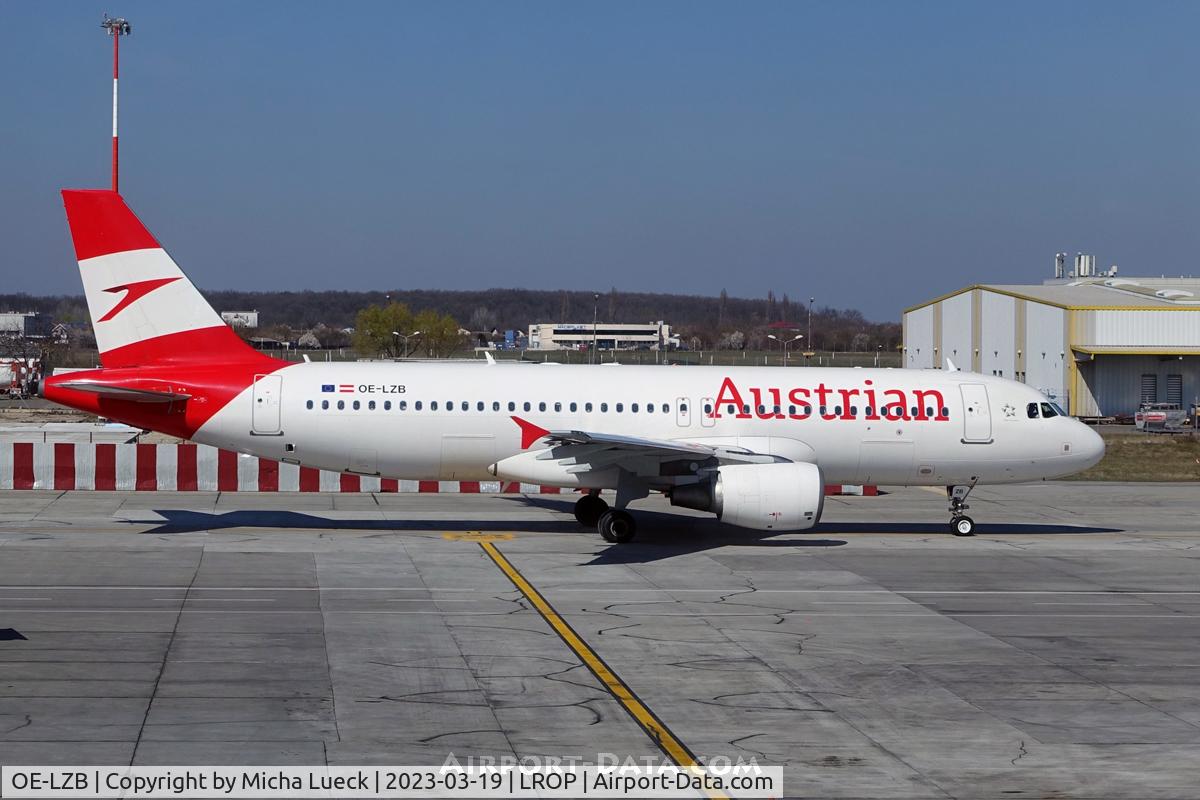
[42,190,1105,542]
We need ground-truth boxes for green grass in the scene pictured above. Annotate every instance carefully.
[1067,431,1200,481]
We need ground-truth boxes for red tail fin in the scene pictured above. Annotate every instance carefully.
[62,190,268,368]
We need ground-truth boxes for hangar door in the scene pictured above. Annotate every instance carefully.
[959,383,992,443]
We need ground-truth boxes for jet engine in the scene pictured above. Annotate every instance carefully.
[670,462,824,531]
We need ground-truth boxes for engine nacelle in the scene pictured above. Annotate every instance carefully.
[671,462,824,531]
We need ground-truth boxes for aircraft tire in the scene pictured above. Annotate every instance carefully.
[574,495,608,528]
[951,515,975,536]
[598,509,637,543]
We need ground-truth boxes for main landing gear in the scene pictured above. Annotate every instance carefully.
[947,481,978,536]
[574,491,637,543]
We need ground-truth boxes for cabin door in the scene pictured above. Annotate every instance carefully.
[960,383,992,443]
[251,374,282,435]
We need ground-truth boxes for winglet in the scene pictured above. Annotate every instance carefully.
[511,416,550,449]
[484,351,496,365]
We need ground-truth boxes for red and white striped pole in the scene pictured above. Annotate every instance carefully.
[101,16,131,193]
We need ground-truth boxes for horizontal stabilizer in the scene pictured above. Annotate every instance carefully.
[55,380,191,403]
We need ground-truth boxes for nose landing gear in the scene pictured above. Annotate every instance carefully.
[947,481,978,536]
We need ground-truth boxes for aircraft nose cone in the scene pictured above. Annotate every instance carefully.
[1078,424,1105,469]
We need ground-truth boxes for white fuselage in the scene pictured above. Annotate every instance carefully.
[192,363,1105,487]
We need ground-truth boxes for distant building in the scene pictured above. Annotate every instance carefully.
[904,273,1200,417]
[0,312,51,339]
[528,321,678,351]
[221,310,259,329]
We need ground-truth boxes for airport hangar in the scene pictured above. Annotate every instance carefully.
[903,276,1200,417]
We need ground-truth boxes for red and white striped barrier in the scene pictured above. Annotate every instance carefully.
[0,442,874,495]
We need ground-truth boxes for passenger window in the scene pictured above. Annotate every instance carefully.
[835,405,842,416]
[616,403,624,413]
[742,404,750,415]
[941,407,949,417]
[368,400,375,410]
[431,401,439,411]
[849,406,857,416]
[399,400,406,410]
[757,405,765,415]
[337,400,345,410]
[462,401,468,411]
[414,401,422,411]
[306,400,313,410]
[492,401,500,411]
[865,406,873,416]
[680,403,688,413]
[539,402,546,412]
[632,403,639,413]
[727,405,736,415]
[774,405,781,415]
[570,402,577,412]
[554,402,561,412]
[477,401,484,411]
[352,400,361,410]
[704,403,712,414]
[804,406,812,415]
[585,402,593,412]
[925,407,933,418]
[819,406,826,415]
[384,400,391,411]
[523,402,531,412]
[1041,403,1058,418]
[1027,403,1040,419]
[910,407,917,417]
[321,400,329,410]
[646,403,654,413]
[508,402,516,412]
[663,404,670,413]
[601,402,608,412]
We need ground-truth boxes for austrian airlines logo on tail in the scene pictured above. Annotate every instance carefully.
[98,277,182,322]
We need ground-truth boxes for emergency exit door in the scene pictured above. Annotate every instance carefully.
[676,397,692,427]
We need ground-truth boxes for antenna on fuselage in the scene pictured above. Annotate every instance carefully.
[945,358,960,372]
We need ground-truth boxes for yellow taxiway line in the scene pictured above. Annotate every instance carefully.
[478,539,730,800]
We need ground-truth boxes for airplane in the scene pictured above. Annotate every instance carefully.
[40,190,1106,542]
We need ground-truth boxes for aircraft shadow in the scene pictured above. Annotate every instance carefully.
[133,504,1120,566]
[134,509,575,536]
[816,521,1122,535]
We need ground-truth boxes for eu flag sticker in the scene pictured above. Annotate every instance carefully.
[321,384,335,393]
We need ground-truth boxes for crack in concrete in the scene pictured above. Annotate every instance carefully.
[358,690,489,708]
[692,690,832,713]
[3,714,32,734]
[418,728,506,744]
[1011,739,1028,766]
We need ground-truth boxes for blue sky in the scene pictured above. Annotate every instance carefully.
[3,1,1198,320]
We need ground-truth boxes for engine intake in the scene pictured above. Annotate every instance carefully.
[671,462,824,531]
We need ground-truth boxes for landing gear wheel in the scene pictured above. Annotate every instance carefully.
[597,509,637,543]
[951,515,975,536]
[574,494,608,527]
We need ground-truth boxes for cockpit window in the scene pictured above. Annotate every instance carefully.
[1027,402,1040,419]
[1040,402,1058,418]
[1050,402,1067,416]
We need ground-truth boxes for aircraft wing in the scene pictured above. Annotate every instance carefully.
[511,416,775,465]
[543,429,721,455]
